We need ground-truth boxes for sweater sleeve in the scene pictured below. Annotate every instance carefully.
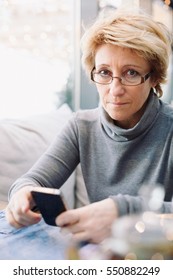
[110,194,173,216]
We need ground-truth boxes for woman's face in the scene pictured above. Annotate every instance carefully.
[94,44,156,129]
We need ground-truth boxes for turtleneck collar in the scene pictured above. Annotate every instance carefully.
[99,92,161,142]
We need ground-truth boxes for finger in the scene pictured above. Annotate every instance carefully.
[71,231,91,243]
[56,210,80,227]
[6,204,41,227]
[63,219,84,234]
[5,207,24,228]
[64,222,109,244]
[14,209,42,226]
[17,213,41,226]
[71,231,102,244]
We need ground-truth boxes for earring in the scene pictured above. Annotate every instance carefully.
[152,87,157,94]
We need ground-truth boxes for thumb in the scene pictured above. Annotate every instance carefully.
[56,209,79,226]
[21,192,33,213]
[21,201,30,214]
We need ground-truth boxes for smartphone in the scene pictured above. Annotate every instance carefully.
[31,186,67,226]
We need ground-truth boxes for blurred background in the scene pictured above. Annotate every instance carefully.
[0,0,172,119]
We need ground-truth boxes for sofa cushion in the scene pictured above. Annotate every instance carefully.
[75,164,89,208]
[0,104,75,207]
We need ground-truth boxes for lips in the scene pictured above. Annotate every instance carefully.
[108,101,128,106]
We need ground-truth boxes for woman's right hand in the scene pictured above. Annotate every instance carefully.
[5,186,42,228]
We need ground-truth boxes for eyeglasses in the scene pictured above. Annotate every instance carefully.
[91,69,152,86]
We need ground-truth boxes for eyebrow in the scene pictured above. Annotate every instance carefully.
[96,64,143,69]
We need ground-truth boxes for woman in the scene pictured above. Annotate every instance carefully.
[6,9,173,243]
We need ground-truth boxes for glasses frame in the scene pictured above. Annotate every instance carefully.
[91,69,152,86]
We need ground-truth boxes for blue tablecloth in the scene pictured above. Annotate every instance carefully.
[0,210,67,259]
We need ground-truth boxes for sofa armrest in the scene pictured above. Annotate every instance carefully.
[0,104,74,203]
[0,201,7,210]
[74,164,90,208]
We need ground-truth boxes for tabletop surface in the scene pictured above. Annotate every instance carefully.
[0,210,68,260]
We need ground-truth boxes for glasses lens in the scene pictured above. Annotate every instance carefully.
[93,73,112,84]
[91,71,150,86]
[122,73,141,85]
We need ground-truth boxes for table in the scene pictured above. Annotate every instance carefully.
[0,210,69,260]
[0,210,108,260]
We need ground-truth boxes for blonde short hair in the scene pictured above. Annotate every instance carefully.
[81,9,173,97]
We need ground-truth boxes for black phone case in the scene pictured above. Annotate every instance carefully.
[31,191,66,226]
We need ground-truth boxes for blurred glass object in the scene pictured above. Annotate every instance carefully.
[106,212,173,259]
[138,184,166,212]
[104,182,173,260]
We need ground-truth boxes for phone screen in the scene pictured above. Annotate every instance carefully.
[31,187,67,226]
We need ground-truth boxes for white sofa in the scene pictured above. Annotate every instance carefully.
[0,104,89,209]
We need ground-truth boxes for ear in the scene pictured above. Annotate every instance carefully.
[151,79,158,89]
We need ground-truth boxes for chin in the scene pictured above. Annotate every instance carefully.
[108,112,121,121]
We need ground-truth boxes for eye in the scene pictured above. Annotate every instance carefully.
[97,69,112,77]
[124,69,139,77]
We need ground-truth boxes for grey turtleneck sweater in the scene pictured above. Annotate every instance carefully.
[9,92,173,216]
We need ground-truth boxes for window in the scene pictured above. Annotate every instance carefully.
[0,0,75,118]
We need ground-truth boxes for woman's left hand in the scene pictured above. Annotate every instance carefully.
[56,198,118,243]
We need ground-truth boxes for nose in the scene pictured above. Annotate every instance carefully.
[109,77,125,97]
